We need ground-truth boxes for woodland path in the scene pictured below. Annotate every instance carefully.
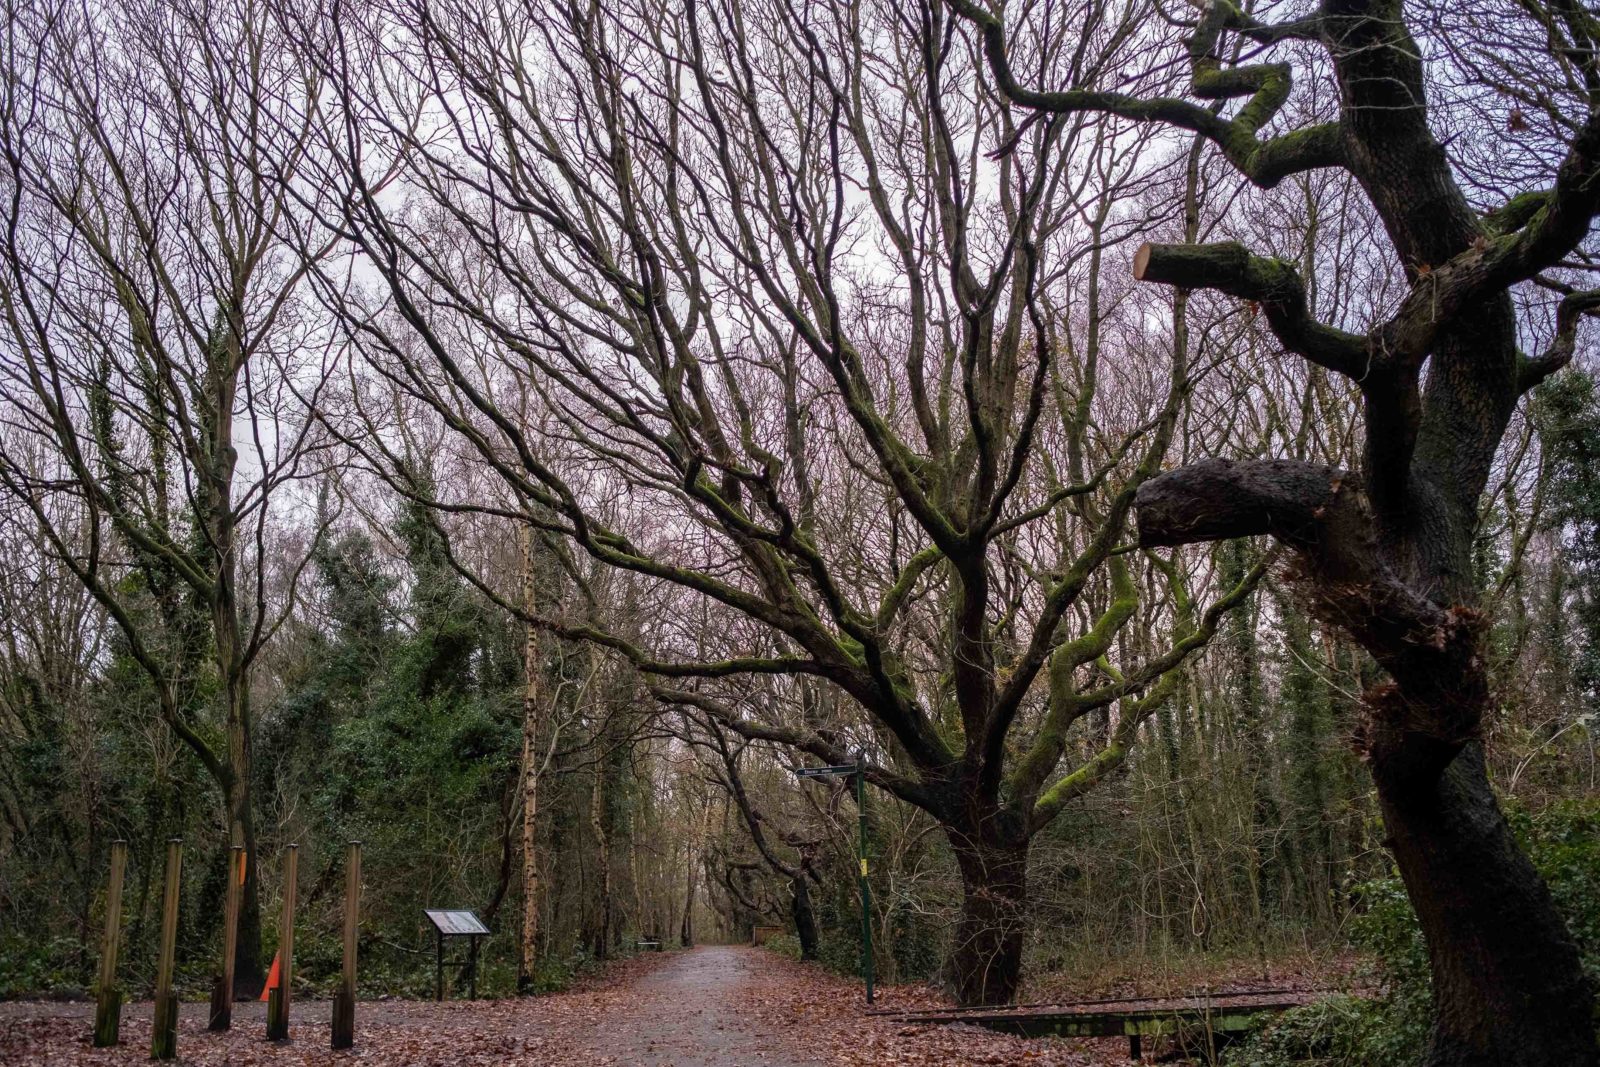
[553,945,830,1065]
[0,945,1110,1066]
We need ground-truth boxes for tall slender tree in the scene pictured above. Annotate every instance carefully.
[0,0,328,993]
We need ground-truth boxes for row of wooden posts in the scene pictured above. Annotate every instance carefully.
[93,838,362,1058]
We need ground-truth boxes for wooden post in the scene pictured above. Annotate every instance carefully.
[331,842,361,1049]
[92,840,128,1047]
[266,844,297,1042]
[435,928,444,1002]
[468,934,479,1000]
[151,838,183,1060]
[209,845,244,1031]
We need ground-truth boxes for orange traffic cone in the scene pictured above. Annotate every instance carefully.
[259,951,281,1002]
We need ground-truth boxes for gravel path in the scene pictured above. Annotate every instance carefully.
[555,946,829,1066]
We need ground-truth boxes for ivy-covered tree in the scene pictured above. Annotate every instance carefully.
[1537,369,1600,713]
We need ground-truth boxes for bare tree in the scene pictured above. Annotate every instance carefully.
[283,0,1280,1003]
[952,0,1600,1060]
[0,0,330,996]
[690,715,825,960]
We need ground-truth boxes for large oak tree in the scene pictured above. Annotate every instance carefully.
[291,0,1272,1004]
[951,0,1600,1061]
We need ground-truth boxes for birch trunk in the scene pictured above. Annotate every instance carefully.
[518,525,543,993]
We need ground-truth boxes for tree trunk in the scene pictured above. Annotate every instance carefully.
[223,682,264,998]
[1376,741,1598,1067]
[211,313,262,999]
[790,874,818,961]
[948,831,1029,1006]
[681,797,709,948]
[680,846,696,948]
[482,784,517,925]
[589,770,611,960]
[517,527,543,993]
[518,724,542,991]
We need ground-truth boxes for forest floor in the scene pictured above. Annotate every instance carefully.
[0,945,1209,1066]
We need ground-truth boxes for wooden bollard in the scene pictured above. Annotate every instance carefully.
[266,844,297,1042]
[92,840,128,1047]
[151,838,183,1060]
[331,842,361,1049]
[209,845,245,1030]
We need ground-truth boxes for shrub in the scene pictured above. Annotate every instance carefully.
[1228,798,1600,1066]
[0,935,87,999]
[762,932,803,961]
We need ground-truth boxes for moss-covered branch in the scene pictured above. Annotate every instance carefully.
[1008,556,1137,801]
[947,0,1343,188]
[1133,242,1368,377]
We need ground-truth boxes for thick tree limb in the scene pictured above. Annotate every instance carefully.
[1135,458,1486,782]
[1134,242,1368,376]
[1133,457,1348,552]
[948,0,1344,187]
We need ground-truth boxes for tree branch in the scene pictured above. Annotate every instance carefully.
[1133,242,1368,377]
[948,0,1343,187]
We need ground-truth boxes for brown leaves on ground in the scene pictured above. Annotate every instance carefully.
[1,947,1138,1066]
[727,956,1108,1067]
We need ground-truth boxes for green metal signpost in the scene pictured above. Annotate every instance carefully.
[793,754,873,1003]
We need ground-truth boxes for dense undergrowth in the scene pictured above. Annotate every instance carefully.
[1229,799,1600,1066]
[0,928,600,1002]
